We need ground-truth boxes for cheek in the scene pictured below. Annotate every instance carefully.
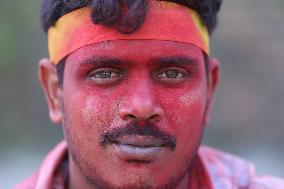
[158,84,207,166]
[62,87,122,141]
[82,95,115,129]
[159,83,207,136]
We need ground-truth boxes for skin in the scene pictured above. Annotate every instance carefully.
[39,40,219,189]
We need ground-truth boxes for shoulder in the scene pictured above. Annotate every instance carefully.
[199,146,284,189]
[249,176,284,189]
[199,146,254,188]
[13,141,68,189]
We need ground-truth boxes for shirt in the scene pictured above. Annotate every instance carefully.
[14,141,284,189]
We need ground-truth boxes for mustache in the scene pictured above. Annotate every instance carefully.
[99,121,176,150]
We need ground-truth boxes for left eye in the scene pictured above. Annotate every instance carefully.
[156,69,186,79]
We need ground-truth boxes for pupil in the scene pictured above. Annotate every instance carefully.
[98,71,111,78]
[166,70,178,78]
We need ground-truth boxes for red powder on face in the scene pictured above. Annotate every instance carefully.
[137,121,146,127]
[62,40,210,189]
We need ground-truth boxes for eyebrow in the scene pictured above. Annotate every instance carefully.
[79,56,122,65]
[151,55,198,66]
[79,55,198,66]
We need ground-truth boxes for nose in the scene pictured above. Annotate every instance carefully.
[119,82,163,123]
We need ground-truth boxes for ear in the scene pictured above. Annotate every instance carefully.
[38,58,63,125]
[204,58,220,125]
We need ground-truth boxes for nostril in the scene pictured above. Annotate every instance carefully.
[122,113,161,123]
[126,114,137,120]
[149,114,161,122]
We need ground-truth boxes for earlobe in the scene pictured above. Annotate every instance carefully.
[38,58,63,125]
[204,58,220,125]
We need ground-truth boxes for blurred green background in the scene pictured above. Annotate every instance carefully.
[0,0,283,188]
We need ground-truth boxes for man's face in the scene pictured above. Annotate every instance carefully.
[41,40,217,189]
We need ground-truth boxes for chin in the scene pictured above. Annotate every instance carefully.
[80,159,190,189]
[86,174,177,189]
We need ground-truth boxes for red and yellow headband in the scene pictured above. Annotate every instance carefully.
[48,1,210,64]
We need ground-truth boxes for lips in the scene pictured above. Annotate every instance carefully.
[112,135,165,147]
[110,135,166,162]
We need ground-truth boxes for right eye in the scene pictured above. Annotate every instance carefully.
[87,68,123,84]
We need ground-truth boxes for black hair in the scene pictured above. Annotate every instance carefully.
[41,0,222,86]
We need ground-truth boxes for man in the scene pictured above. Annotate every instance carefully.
[15,0,284,188]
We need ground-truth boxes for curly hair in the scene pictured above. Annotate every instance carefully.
[40,0,222,85]
[41,0,222,34]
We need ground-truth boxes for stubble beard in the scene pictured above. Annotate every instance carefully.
[64,123,203,189]
[61,103,205,189]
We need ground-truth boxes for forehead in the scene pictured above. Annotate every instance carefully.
[65,40,204,65]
